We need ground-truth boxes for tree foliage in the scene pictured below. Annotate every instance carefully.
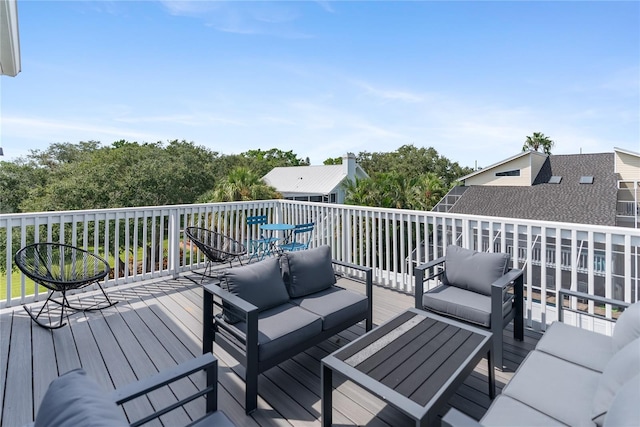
[341,145,471,210]
[200,167,281,202]
[523,132,554,155]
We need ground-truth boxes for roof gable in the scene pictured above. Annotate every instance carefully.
[450,153,617,225]
[263,164,367,196]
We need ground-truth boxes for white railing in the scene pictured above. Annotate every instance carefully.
[2,200,639,330]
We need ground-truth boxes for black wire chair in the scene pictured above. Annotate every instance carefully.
[185,227,247,283]
[14,243,118,329]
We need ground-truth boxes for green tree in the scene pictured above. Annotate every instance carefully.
[240,148,309,177]
[523,132,554,155]
[202,167,281,202]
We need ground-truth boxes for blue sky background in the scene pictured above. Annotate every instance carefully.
[1,1,638,168]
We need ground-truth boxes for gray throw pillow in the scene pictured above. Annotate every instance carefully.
[34,369,128,427]
[611,301,640,352]
[280,245,336,298]
[443,245,510,296]
[223,257,290,314]
[592,338,640,427]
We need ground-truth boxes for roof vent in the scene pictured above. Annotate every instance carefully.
[548,176,562,184]
[580,176,594,184]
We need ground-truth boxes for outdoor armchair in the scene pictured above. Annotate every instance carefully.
[29,352,234,427]
[15,242,118,329]
[414,245,524,370]
[185,227,246,282]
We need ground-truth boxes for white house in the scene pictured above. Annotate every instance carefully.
[262,153,368,204]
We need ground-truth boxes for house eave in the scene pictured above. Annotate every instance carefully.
[0,0,21,77]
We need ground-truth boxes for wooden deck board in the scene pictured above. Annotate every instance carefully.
[0,273,541,427]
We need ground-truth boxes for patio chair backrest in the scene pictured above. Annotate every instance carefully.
[290,222,315,248]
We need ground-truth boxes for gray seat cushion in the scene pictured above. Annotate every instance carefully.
[536,321,614,372]
[591,338,640,426]
[501,350,600,427]
[603,374,640,427]
[291,286,368,330]
[280,245,336,298]
[481,395,565,426]
[422,284,512,328]
[611,301,640,352]
[34,369,128,427]
[222,257,290,318]
[231,303,323,362]
[443,245,510,296]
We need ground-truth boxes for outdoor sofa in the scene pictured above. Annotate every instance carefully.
[443,289,640,427]
[202,245,373,414]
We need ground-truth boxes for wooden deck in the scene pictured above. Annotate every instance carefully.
[0,271,541,427]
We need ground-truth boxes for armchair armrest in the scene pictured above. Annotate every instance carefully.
[203,283,259,356]
[332,259,373,331]
[558,288,630,323]
[110,353,219,427]
[414,256,446,309]
[491,268,524,341]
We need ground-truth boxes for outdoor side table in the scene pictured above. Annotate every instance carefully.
[259,223,294,256]
[321,308,495,427]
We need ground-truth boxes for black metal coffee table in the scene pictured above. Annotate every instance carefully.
[321,308,495,426]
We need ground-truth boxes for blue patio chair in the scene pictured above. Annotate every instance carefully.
[278,222,314,252]
[246,215,279,262]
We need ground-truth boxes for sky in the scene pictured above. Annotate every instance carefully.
[1,1,638,169]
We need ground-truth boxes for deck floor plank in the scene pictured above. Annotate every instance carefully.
[3,310,33,427]
[1,273,541,427]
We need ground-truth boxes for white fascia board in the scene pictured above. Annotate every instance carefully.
[0,0,21,77]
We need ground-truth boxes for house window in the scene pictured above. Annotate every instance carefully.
[495,169,520,177]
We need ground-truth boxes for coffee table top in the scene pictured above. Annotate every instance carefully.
[323,308,493,420]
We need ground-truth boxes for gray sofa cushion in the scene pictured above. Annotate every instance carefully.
[34,369,128,427]
[422,284,512,328]
[481,395,565,426]
[443,246,510,296]
[231,303,323,362]
[535,321,614,372]
[502,350,600,426]
[591,338,640,426]
[291,286,368,330]
[611,301,640,352]
[603,374,640,427]
[223,257,290,315]
[280,245,336,298]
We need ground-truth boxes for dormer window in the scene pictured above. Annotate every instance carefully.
[548,176,562,184]
[495,169,520,177]
[580,176,594,184]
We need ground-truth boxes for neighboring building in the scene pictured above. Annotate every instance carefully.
[426,147,639,301]
[434,148,639,228]
[262,153,368,204]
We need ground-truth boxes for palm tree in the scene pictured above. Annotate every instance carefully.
[206,167,281,202]
[409,173,446,211]
[523,132,554,155]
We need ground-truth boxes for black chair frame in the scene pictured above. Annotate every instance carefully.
[14,242,118,329]
[185,227,247,283]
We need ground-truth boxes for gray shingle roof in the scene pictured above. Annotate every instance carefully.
[449,153,618,226]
